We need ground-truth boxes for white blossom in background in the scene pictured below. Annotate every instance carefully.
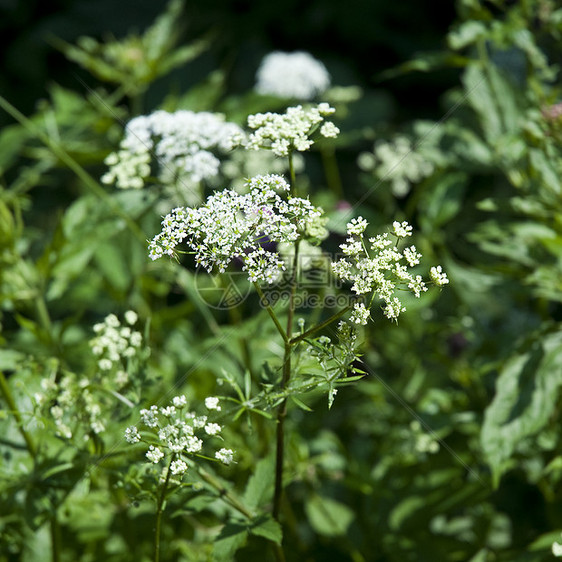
[125,395,234,478]
[255,51,330,100]
[148,174,323,284]
[331,217,447,324]
[90,311,143,380]
[357,136,435,197]
[246,104,339,157]
[101,110,244,190]
[34,311,147,441]
[553,534,562,557]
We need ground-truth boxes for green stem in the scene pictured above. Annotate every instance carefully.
[320,146,343,198]
[288,152,297,197]
[272,240,300,522]
[289,304,354,346]
[154,457,174,562]
[0,95,146,243]
[50,516,61,562]
[253,283,290,345]
[197,467,254,519]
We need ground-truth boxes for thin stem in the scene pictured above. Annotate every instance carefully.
[289,304,354,346]
[154,457,174,562]
[197,467,254,519]
[253,283,289,345]
[272,341,290,521]
[50,516,61,562]
[288,152,297,197]
[272,240,300,521]
[320,146,343,198]
[0,371,36,457]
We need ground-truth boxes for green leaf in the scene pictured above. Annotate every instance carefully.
[290,395,313,412]
[447,21,487,50]
[418,171,468,231]
[304,494,354,537]
[481,330,562,487]
[243,455,274,510]
[212,523,248,561]
[389,496,426,530]
[249,515,282,544]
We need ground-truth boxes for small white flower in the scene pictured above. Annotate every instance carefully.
[320,122,340,138]
[140,405,159,428]
[392,221,413,238]
[350,302,371,325]
[347,217,368,236]
[205,397,221,411]
[98,358,113,371]
[204,423,222,435]
[124,310,138,325]
[146,445,165,464]
[172,395,187,407]
[160,406,176,417]
[215,448,234,465]
[429,265,449,286]
[124,426,141,443]
[170,459,188,476]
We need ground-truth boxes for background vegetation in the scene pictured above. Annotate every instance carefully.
[1,0,562,560]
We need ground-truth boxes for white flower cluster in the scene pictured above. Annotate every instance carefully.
[34,311,147,441]
[125,395,234,477]
[35,374,106,439]
[255,51,331,100]
[358,136,435,197]
[331,217,447,324]
[246,104,339,157]
[101,110,244,189]
[90,311,143,384]
[149,174,323,283]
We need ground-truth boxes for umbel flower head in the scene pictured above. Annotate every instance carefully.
[331,218,448,324]
[149,174,323,283]
[255,51,331,100]
[125,395,234,478]
[246,103,339,157]
[101,110,244,189]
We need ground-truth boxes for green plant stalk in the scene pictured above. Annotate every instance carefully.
[253,283,289,345]
[0,95,146,242]
[288,152,297,197]
[289,303,354,346]
[197,467,254,519]
[154,456,174,562]
[320,146,343,198]
[272,240,300,522]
